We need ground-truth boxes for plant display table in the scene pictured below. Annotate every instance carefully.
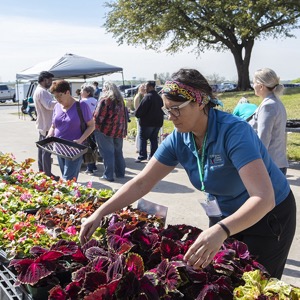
[0,153,299,299]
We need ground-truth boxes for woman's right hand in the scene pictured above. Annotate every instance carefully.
[79,211,102,245]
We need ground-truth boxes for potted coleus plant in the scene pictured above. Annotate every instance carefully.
[48,216,269,300]
[9,240,87,299]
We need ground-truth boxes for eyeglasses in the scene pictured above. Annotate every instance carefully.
[161,100,191,117]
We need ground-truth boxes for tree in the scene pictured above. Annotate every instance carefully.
[206,73,226,85]
[104,0,300,90]
[157,72,171,84]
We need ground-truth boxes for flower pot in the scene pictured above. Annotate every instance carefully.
[26,283,55,300]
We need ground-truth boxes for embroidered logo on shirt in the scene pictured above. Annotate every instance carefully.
[209,154,224,170]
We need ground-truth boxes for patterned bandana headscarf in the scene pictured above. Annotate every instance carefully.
[161,80,223,107]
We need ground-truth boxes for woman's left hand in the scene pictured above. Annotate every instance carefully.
[183,225,227,269]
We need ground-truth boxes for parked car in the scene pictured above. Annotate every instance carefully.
[219,82,237,92]
[118,84,136,97]
[0,84,16,103]
[124,85,139,98]
[125,84,163,98]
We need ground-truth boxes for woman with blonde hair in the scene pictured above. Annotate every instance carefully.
[93,81,127,182]
[133,83,146,152]
[249,68,288,174]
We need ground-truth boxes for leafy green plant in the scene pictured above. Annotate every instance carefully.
[48,218,268,300]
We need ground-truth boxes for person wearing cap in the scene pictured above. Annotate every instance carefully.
[80,68,295,280]
[249,68,288,175]
[135,80,164,162]
[33,71,59,180]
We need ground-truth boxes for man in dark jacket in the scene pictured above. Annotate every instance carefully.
[135,81,164,162]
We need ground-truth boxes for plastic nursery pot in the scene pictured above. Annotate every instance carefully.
[26,283,55,300]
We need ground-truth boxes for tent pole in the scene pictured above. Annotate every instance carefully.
[16,80,21,119]
[121,71,125,85]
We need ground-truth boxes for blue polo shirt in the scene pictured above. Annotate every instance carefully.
[154,109,290,217]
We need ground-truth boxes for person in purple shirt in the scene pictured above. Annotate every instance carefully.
[47,80,95,181]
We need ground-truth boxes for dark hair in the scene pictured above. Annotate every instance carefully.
[49,80,71,94]
[38,71,54,83]
[93,81,99,86]
[147,80,156,88]
[168,68,216,111]
[81,84,95,97]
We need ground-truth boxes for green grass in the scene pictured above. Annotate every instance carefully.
[129,87,300,161]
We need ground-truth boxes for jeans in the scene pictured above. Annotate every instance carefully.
[57,155,83,181]
[135,119,141,152]
[27,107,36,120]
[86,133,97,172]
[94,131,126,180]
[138,126,160,160]
[38,132,52,177]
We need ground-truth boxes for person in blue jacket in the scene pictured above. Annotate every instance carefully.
[80,68,296,279]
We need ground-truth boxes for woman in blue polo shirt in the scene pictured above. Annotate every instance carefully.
[80,68,296,279]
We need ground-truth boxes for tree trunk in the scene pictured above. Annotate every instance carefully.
[230,39,254,91]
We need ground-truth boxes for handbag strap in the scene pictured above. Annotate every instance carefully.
[76,101,86,134]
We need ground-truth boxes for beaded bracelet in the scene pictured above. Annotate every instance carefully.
[217,221,230,238]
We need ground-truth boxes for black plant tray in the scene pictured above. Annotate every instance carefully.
[36,137,88,161]
[0,249,10,266]
[286,119,300,128]
[0,264,33,300]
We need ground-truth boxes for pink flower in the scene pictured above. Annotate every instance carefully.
[65,226,77,235]
[87,181,93,188]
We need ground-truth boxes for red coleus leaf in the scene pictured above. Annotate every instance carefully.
[83,287,109,300]
[139,276,160,300]
[65,281,82,299]
[196,283,219,300]
[107,222,135,254]
[160,237,180,260]
[50,240,78,255]
[92,256,111,273]
[125,253,144,279]
[115,271,140,298]
[83,271,107,293]
[213,249,236,275]
[107,255,124,282]
[30,246,48,256]
[184,265,208,283]
[82,239,100,253]
[72,265,92,282]
[132,228,160,250]
[85,246,108,261]
[10,251,64,285]
[213,276,233,298]
[48,285,67,300]
[71,247,88,264]
[150,259,181,293]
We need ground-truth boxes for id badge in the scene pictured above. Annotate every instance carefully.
[200,193,222,217]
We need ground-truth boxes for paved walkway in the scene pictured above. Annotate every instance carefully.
[0,106,299,286]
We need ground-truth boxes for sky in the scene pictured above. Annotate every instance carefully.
[1,0,300,84]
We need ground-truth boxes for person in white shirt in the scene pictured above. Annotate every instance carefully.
[33,71,58,180]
